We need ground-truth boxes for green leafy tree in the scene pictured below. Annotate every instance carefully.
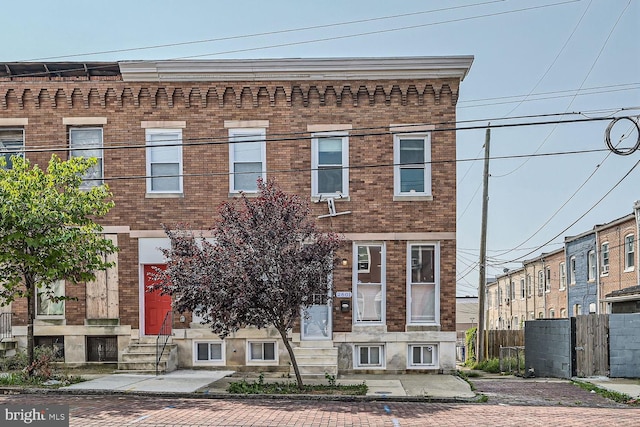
[0,155,117,369]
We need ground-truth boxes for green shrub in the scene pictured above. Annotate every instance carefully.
[472,357,501,373]
[465,327,477,363]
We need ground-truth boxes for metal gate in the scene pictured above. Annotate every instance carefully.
[575,314,609,377]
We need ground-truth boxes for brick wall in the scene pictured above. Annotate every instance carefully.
[2,76,459,332]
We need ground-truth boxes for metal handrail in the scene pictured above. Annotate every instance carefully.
[0,312,13,342]
[155,311,172,376]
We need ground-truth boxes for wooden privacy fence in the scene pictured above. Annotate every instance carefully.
[487,330,524,359]
[575,314,609,377]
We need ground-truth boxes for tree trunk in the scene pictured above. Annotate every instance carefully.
[277,327,303,389]
[26,288,35,371]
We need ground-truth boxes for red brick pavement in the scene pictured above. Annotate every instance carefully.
[1,393,639,426]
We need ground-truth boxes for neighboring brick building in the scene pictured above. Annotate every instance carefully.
[0,57,473,374]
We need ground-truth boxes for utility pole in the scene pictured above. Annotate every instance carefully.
[477,125,490,362]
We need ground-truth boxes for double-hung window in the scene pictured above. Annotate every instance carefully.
[311,133,349,197]
[407,243,439,324]
[70,127,103,189]
[146,129,183,193]
[569,256,576,285]
[36,281,65,318]
[601,243,609,275]
[354,243,384,324]
[587,250,596,282]
[394,133,431,197]
[229,128,266,193]
[520,278,525,299]
[559,262,566,290]
[0,128,24,169]
[625,235,635,270]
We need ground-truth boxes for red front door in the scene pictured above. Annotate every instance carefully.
[143,264,172,335]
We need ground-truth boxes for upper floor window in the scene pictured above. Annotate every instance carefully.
[393,134,431,197]
[526,274,532,297]
[569,256,576,284]
[407,243,439,324]
[587,250,596,282]
[229,128,266,193]
[0,128,24,169]
[625,234,635,271]
[601,242,609,275]
[545,267,551,292]
[537,270,544,296]
[520,278,525,299]
[70,127,103,189]
[311,133,348,197]
[559,262,566,290]
[146,129,183,193]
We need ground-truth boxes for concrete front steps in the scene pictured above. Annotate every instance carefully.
[0,339,17,358]
[118,336,178,374]
[290,340,338,378]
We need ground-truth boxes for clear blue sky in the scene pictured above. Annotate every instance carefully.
[2,0,639,296]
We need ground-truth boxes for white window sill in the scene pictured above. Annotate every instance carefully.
[145,192,184,199]
[393,195,433,202]
[600,273,609,277]
[407,364,439,370]
[246,360,278,365]
[355,365,385,370]
[624,267,635,273]
[193,360,225,366]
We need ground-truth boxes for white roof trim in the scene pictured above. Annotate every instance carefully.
[119,56,474,82]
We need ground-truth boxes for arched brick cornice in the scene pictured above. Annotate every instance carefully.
[0,82,462,110]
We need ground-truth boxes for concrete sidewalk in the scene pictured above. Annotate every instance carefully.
[576,377,640,399]
[61,370,476,400]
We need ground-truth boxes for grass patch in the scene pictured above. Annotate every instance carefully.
[456,370,476,391]
[469,358,501,374]
[227,373,368,395]
[572,380,638,405]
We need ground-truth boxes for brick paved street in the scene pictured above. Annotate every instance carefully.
[1,391,639,426]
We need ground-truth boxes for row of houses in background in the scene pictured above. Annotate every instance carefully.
[0,56,473,375]
[487,201,640,330]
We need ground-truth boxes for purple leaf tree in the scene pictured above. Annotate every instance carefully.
[153,179,342,388]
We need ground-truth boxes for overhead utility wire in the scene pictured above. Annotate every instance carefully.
[20,0,506,62]
[505,157,640,264]
[17,114,635,155]
[491,0,631,178]
[5,0,580,78]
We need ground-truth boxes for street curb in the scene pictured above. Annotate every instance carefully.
[0,386,480,404]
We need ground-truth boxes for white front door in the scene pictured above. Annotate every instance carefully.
[301,293,332,340]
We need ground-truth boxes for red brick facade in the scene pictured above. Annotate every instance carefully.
[1,58,471,372]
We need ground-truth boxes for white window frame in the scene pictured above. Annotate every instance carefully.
[624,234,635,271]
[559,262,566,290]
[393,133,431,197]
[311,132,349,197]
[0,128,25,168]
[145,128,183,194]
[587,250,596,282]
[537,270,544,296]
[353,243,385,325]
[526,274,532,297]
[601,242,609,275]
[193,341,225,365]
[247,341,277,364]
[354,344,385,369]
[520,278,525,300]
[69,127,104,189]
[407,344,438,369]
[36,281,65,319]
[407,242,440,325]
[549,308,555,318]
[228,128,266,193]
[569,256,576,285]
[545,268,551,292]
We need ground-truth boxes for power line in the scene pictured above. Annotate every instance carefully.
[490,0,632,178]
[4,0,581,78]
[19,0,507,62]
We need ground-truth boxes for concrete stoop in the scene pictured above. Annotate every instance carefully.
[118,337,178,374]
[290,341,338,378]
